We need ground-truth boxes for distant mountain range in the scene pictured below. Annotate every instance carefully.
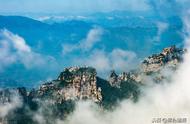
[0,15,183,56]
[0,13,184,88]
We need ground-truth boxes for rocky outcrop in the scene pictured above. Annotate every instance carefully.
[109,70,142,88]
[0,46,186,124]
[141,45,185,73]
[35,67,102,103]
[109,70,119,87]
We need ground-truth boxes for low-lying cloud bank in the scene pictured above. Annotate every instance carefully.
[70,57,189,124]
[74,48,137,75]
[0,90,22,118]
[0,24,189,124]
[7,14,188,124]
[56,7,190,124]
[57,20,190,124]
[62,26,104,54]
[1,1,190,124]
[62,26,138,76]
[0,29,59,74]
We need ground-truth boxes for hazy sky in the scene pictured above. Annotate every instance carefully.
[0,0,151,14]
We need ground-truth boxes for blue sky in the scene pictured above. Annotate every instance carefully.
[0,0,151,14]
[0,0,189,16]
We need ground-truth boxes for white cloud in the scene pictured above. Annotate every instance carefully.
[1,29,31,52]
[62,27,137,74]
[153,22,169,42]
[62,44,78,55]
[111,49,137,71]
[0,40,17,70]
[53,9,190,124]
[0,29,54,71]
[0,91,22,118]
[79,27,103,51]
[37,15,88,23]
[62,27,104,54]
[73,48,137,76]
[57,38,190,124]
[78,50,111,73]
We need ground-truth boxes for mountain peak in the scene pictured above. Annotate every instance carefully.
[0,46,186,123]
[141,45,185,73]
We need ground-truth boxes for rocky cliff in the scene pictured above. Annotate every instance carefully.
[0,46,186,124]
[108,46,186,86]
[34,67,102,103]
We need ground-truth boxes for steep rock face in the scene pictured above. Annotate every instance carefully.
[0,46,186,124]
[0,87,28,104]
[0,67,104,124]
[141,45,185,73]
[109,70,142,87]
[109,70,119,87]
[34,67,102,103]
[19,46,185,106]
[107,46,186,86]
[0,89,13,104]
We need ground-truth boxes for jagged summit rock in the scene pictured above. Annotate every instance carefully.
[36,66,102,103]
[141,45,185,73]
[0,46,186,124]
[57,66,96,81]
[108,70,142,88]
[109,70,119,87]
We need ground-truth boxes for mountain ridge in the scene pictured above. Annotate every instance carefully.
[0,45,186,124]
